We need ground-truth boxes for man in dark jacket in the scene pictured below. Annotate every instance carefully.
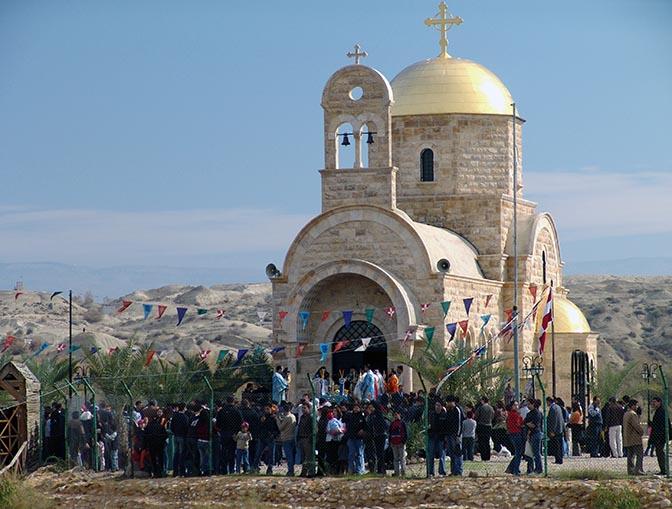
[428,400,449,476]
[343,403,366,475]
[216,396,243,475]
[145,414,168,478]
[251,403,280,474]
[649,397,669,475]
[445,395,464,476]
[170,402,190,476]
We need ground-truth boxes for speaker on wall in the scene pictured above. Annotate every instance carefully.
[265,263,282,279]
[437,259,451,273]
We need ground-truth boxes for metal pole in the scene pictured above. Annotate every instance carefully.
[551,284,556,397]
[122,381,134,478]
[68,290,73,398]
[512,103,520,401]
[203,376,214,476]
[535,374,548,477]
[658,366,669,479]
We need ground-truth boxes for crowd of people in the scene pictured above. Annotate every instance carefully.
[41,364,670,479]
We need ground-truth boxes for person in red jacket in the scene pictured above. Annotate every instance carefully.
[389,409,408,477]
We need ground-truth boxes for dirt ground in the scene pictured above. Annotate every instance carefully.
[21,466,672,509]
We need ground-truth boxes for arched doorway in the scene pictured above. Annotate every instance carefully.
[331,321,387,377]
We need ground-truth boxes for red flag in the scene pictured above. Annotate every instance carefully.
[537,287,553,356]
[108,347,118,356]
[14,292,23,301]
[1,336,16,353]
[485,294,493,307]
[458,320,469,337]
[278,311,288,328]
[199,350,211,364]
[117,300,132,313]
[296,343,306,358]
[216,309,226,319]
[420,303,431,317]
[504,308,513,321]
[321,311,331,322]
[402,328,416,347]
[156,305,167,320]
[57,343,66,353]
[144,350,156,367]
[333,340,348,352]
[529,285,538,300]
[385,307,396,319]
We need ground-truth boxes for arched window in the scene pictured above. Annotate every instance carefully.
[420,148,434,182]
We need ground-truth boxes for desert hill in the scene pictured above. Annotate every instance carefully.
[0,276,670,369]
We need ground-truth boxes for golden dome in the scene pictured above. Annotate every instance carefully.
[534,296,592,334]
[390,57,514,117]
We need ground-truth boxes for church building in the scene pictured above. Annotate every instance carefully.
[269,3,598,402]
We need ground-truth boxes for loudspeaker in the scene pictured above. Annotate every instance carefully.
[265,263,281,279]
[437,259,451,273]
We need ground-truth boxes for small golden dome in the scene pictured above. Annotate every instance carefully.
[390,57,513,117]
[534,296,592,334]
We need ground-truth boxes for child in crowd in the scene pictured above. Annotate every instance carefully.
[233,421,252,473]
[462,411,476,461]
[388,409,408,477]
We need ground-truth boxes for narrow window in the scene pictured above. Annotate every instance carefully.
[420,148,434,182]
[542,251,547,284]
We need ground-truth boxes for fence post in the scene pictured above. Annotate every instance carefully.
[417,372,430,479]
[203,376,214,475]
[534,373,548,476]
[121,381,134,478]
[658,366,669,479]
[306,373,317,477]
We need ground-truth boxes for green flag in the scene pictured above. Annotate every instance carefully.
[365,308,375,324]
[441,301,451,318]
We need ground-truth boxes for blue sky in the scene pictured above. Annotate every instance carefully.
[1,0,671,291]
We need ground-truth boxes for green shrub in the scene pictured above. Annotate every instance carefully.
[591,486,641,509]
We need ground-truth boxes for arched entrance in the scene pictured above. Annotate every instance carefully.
[331,320,387,377]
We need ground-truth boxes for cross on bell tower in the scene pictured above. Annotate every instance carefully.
[425,2,463,59]
[347,44,368,65]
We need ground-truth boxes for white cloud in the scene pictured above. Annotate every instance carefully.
[0,208,312,266]
[524,168,672,241]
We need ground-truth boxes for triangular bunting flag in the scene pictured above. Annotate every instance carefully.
[257,311,268,322]
[342,310,353,329]
[278,311,288,328]
[334,340,349,353]
[199,350,211,364]
[142,304,153,320]
[355,337,371,352]
[144,350,156,367]
[176,307,188,326]
[424,327,435,351]
[69,345,81,354]
[365,308,375,324]
[441,301,451,318]
[485,294,493,308]
[108,347,118,356]
[402,328,416,347]
[156,305,167,320]
[14,292,22,301]
[33,342,49,357]
[321,311,331,322]
[197,309,208,315]
[420,303,431,318]
[90,346,98,354]
[159,350,169,359]
[1,336,16,353]
[216,349,230,363]
[269,346,285,355]
[216,309,225,319]
[319,343,329,361]
[117,300,132,313]
[23,337,33,345]
[504,309,513,321]
[458,319,469,338]
[56,343,66,353]
[463,297,474,316]
[234,349,248,366]
[296,344,306,358]
[529,285,538,300]
[480,314,491,335]
[385,307,396,319]
[446,322,457,342]
[300,311,310,331]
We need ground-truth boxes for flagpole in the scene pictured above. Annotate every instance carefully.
[68,289,73,398]
[512,102,520,401]
[551,281,556,396]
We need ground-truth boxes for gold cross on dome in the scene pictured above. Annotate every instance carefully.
[347,44,368,64]
[425,2,463,59]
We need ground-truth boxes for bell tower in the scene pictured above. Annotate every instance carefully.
[320,47,397,213]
